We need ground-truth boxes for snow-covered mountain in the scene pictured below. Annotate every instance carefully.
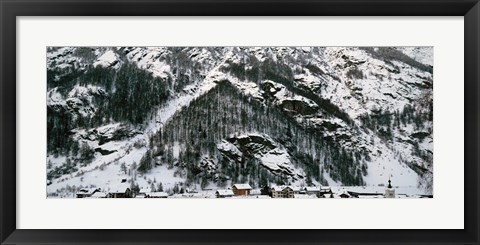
[46,46,433,197]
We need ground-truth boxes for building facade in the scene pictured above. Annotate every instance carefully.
[232,184,252,196]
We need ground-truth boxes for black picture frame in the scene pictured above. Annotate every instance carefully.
[1,0,479,244]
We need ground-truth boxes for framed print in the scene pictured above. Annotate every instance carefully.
[1,0,479,244]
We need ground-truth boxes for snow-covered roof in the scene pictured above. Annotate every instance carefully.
[139,188,151,194]
[90,192,107,198]
[76,188,98,195]
[250,189,262,195]
[294,194,317,199]
[271,186,284,192]
[339,192,351,196]
[216,190,234,196]
[109,185,130,193]
[149,192,168,197]
[290,186,301,192]
[358,195,384,199]
[232,184,252,190]
[304,186,321,192]
[270,185,299,192]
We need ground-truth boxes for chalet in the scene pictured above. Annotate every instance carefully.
[339,192,351,198]
[149,192,168,198]
[216,189,234,198]
[282,186,295,198]
[270,186,295,198]
[320,187,332,195]
[76,188,100,198]
[320,193,335,198]
[290,186,302,195]
[109,186,131,198]
[271,186,285,198]
[232,184,252,196]
[89,192,108,198]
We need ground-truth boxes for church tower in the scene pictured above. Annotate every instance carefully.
[384,179,395,198]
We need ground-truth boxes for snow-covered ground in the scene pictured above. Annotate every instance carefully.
[321,47,432,119]
[93,50,122,69]
[396,47,433,67]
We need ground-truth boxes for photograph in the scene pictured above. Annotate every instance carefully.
[46,46,433,199]
[2,0,477,243]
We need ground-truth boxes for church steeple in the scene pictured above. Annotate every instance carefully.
[385,178,395,198]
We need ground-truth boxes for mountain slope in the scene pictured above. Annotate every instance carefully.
[46,46,433,197]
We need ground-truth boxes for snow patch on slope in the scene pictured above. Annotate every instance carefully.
[396,47,433,67]
[321,47,432,119]
[260,148,295,174]
[363,138,418,188]
[93,50,122,69]
[47,87,66,109]
[124,47,172,79]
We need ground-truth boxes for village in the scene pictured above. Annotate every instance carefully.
[74,179,432,199]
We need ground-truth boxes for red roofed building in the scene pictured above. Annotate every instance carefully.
[232,184,252,196]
